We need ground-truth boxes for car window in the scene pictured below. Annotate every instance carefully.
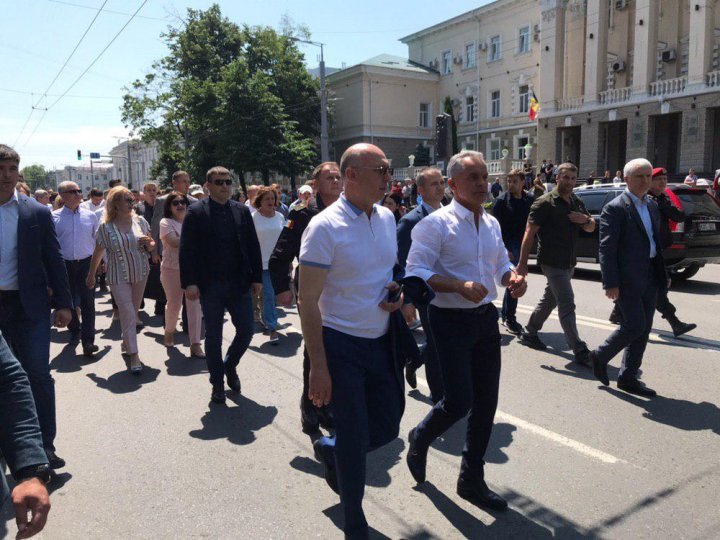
[577,192,609,214]
[676,192,720,216]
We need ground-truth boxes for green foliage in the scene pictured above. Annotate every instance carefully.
[413,144,431,166]
[443,97,458,155]
[122,4,319,182]
[20,164,47,184]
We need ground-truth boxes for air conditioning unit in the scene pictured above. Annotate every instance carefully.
[615,0,628,10]
[611,59,626,72]
[661,48,677,62]
[478,42,487,51]
[453,55,463,65]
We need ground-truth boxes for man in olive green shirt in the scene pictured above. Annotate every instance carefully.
[515,162,595,365]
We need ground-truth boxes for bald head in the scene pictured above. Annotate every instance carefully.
[341,143,391,211]
[340,143,385,177]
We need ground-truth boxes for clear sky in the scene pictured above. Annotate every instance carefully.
[2,0,492,170]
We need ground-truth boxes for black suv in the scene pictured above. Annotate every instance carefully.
[569,183,720,280]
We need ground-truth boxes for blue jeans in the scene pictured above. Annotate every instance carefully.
[66,257,96,346]
[0,293,55,451]
[199,281,254,389]
[501,239,521,321]
[261,270,277,331]
[413,305,501,481]
[316,327,403,537]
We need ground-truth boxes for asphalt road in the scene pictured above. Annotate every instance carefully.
[3,263,719,539]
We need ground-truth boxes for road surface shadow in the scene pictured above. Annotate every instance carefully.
[249,330,302,358]
[322,504,392,539]
[189,394,277,446]
[669,278,720,296]
[430,422,516,464]
[540,362,621,383]
[164,347,207,377]
[50,344,111,373]
[85,365,161,393]
[603,387,720,434]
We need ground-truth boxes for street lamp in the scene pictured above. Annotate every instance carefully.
[289,37,329,162]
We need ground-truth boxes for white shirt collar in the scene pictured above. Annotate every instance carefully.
[449,197,483,224]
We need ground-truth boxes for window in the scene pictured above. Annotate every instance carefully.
[463,140,476,151]
[77,174,81,181]
[490,90,501,118]
[465,42,476,68]
[490,35,501,62]
[577,192,611,215]
[518,26,530,54]
[516,136,529,160]
[518,85,530,113]
[488,139,501,160]
[419,103,430,128]
[442,50,452,74]
[465,96,476,122]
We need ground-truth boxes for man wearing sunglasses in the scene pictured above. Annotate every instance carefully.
[52,182,100,357]
[179,166,262,404]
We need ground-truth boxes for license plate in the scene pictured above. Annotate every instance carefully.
[698,222,716,232]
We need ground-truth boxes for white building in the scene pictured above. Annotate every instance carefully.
[57,163,116,195]
[109,140,160,189]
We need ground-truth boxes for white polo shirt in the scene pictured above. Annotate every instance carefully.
[299,194,397,339]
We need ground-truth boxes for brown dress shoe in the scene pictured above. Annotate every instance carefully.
[190,343,205,358]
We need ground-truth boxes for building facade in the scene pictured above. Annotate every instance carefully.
[109,140,159,189]
[57,163,116,195]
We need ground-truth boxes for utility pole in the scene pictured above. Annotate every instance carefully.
[90,159,94,189]
[126,141,133,188]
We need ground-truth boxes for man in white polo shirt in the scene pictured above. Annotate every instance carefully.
[298,143,404,539]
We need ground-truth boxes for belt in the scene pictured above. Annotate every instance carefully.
[66,257,91,264]
[441,303,493,315]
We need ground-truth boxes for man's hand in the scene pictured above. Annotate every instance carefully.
[458,281,489,303]
[151,253,161,265]
[85,273,96,289]
[515,262,528,277]
[308,365,332,407]
[185,285,200,301]
[605,287,619,300]
[12,478,50,539]
[251,282,263,297]
[276,290,293,307]
[569,211,590,224]
[507,273,527,299]
[52,309,72,328]
[378,282,403,313]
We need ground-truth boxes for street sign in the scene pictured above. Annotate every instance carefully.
[90,152,100,159]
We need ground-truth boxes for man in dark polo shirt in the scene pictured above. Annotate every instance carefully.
[515,162,595,365]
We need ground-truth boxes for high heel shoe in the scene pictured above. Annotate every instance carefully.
[129,354,143,375]
[163,330,175,347]
[190,343,205,358]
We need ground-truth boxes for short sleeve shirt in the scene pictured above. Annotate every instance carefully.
[96,217,151,284]
[528,189,589,269]
[159,218,182,270]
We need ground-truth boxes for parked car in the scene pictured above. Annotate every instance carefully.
[568,183,720,280]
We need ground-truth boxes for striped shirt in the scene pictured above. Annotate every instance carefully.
[95,217,151,285]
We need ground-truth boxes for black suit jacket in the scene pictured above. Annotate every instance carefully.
[396,204,429,270]
[599,192,667,294]
[17,194,72,316]
[179,198,262,293]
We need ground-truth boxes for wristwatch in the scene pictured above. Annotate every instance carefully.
[15,463,52,485]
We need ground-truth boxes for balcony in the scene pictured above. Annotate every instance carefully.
[556,96,584,111]
[649,76,687,97]
[598,86,632,105]
[707,70,720,88]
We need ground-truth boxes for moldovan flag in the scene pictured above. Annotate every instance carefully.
[529,91,540,121]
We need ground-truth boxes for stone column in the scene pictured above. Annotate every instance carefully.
[583,0,609,105]
[539,0,566,112]
[687,0,714,90]
[631,0,659,96]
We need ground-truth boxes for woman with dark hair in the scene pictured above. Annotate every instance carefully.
[381,192,403,223]
[159,191,204,357]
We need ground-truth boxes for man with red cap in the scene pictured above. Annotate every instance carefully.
[609,166,696,336]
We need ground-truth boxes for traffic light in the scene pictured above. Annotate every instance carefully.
[77,149,82,161]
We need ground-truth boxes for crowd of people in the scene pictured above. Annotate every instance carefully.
[0,138,701,538]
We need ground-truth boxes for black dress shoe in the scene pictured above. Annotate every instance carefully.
[301,396,320,435]
[518,332,547,350]
[210,385,226,404]
[617,378,656,397]
[670,321,697,338]
[313,439,339,494]
[225,366,241,393]
[457,477,508,511]
[405,362,418,389]
[573,347,591,367]
[82,344,99,356]
[503,318,524,335]
[406,428,428,484]
[45,449,66,470]
[591,351,609,386]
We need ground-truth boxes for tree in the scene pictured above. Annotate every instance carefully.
[122,5,319,182]
[20,164,47,190]
[443,96,459,155]
[413,144,431,166]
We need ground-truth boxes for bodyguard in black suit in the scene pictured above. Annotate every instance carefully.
[0,145,72,469]
[396,166,445,403]
[591,159,666,397]
[179,166,262,404]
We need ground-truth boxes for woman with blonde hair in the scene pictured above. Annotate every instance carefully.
[86,186,154,374]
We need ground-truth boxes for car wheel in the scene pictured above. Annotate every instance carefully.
[668,263,701,282]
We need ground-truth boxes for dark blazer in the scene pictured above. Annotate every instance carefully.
[179,198,262,292]
[397,204,430,270]
[17,194,72,316]
[599,192,667,294]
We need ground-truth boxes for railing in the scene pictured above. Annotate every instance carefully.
[486,160,503,174]
[391,166,427,181]
[649,76,687,97]
[707,70,720,88]
[598,86,632,105]
[556,96,584,110]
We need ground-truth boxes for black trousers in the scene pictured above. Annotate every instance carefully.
[412,304,501,481]
[65,257,96,346]
[407,302,444,403]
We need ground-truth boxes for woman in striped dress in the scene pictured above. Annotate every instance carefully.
[87,186,154,374]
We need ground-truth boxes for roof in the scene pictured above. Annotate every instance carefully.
[327,54,438,80]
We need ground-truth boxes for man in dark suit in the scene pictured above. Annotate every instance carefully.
[591,158,665,397]
[179,166,262,404]
[396,166,445,403]
[0,144,72,469]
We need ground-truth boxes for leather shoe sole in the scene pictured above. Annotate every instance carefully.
[406,428,427,484]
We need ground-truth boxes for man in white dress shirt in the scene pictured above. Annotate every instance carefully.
[53,181,100,356]
[405,150,527,511]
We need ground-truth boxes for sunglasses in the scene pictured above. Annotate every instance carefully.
[123,197,134,203]
[212,179,233,186]
[171,200,187,207]
[355,166,394,177]
[61,189,82,195]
